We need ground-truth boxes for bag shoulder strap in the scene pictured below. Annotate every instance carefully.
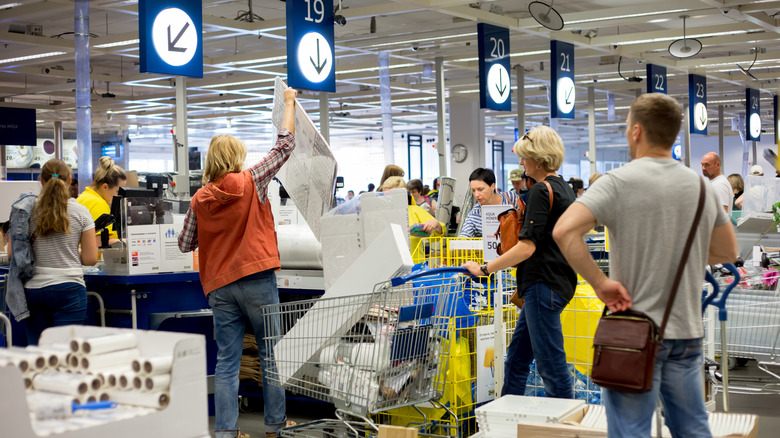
[541,180,553,211]
[659,177,707,340]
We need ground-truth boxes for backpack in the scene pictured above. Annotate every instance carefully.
[495,180,553,257]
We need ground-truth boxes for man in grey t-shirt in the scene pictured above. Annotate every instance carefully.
[553,93,737,438]
[701,152,733,215]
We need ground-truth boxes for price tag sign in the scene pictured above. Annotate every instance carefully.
[688,74,707,135]
[551,40,575,119]
[646,64,667,94]
[478,23,511,111]
[287,0,336,92]
[139,0,203,78]
[481,205,512,262]
[747,87,761,141]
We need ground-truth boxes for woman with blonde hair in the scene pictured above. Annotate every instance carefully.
[178,87,298,438]
[76,156,127,241]
[15,159,98,345]
[463,125,577,399]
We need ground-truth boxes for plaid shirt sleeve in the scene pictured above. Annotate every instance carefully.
[177,206,198,252]
[248,129,295,202]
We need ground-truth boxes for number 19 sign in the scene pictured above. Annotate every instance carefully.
[478,23,511,111]
[551,40,575,119]
[286,0,335,92]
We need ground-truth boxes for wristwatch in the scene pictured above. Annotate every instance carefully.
[480,263,489,276]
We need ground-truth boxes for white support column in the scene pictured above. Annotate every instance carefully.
[435,56,448,177]
[54,121,64,160]
[718,105,724,161]
[319,92,330,144]
[378,51,394,165]
[516,65,525,135]
[588,86,596,175]
[173,76,190,196]
[684,104,691,168]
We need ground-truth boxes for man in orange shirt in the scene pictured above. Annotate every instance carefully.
[179,87,297,438]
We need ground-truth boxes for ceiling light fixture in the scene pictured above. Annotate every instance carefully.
[668,15,702,58]
[0,2,22,9]
[528,0,564,31]
[94,39,139,49]
[567,9,688,25]
[0,51,67,64]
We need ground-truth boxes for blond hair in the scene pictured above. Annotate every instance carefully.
[35,159,71,237]
[203,135,247,184]
[378,176,406,192]
[589,172,603,187]
[513,126,565,172]
[92,156,126,189]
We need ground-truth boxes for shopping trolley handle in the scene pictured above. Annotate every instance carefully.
[702,263,740,310]
[390,267,479,287]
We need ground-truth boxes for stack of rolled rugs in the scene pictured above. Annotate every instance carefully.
[0,332,173,416]
[239,334,262,385]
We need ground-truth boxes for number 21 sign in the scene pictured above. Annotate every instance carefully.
[551,40,575,119]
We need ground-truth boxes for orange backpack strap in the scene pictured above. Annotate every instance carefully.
[542,180,553,212]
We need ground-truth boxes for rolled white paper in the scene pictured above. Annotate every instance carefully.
[25,344,69,369]
[144,374,171,392]
[107,390,170,409]
[0,348,46,371]
[0,355,29,373]
[69,338,83,353]
[68,354,81,370]
[98,392,110,402]
[80,349,139,371]
[81,333,138,355]
[131,359,142,373]
[27,391,74,420]
[118,371,135,390]
[33,372,90,395]
[24,376,33,390]
[98,366,130,388]
[132,375,144,390]
[141,356,173,376]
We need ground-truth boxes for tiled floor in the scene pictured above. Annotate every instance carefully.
[215,360,780,437]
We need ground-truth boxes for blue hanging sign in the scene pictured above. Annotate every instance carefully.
[747,88,761,141]
[646,64,667,94]
[551,40,575,119]
[139,0,203,78]
[478,23,511,111]
[689,74,707,135]
[286,0,336,92]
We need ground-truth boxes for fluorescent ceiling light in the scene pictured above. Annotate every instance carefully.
[453,49,550,63]
[228,56,286,65]
[339,62,416,75]
[0,3,22,9]
[0,51,67,64]
[94,39,139,49]
[567,9,688,25]
[610,30,745,46]
[366,32,477,49]
[200,78,275,89]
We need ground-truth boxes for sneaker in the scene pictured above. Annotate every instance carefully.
[265,420,297,438]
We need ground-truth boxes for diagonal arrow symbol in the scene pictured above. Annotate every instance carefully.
[495,70,507,97]
[565,86,573,105]
[167,21,189,53]
[309,38,328,75]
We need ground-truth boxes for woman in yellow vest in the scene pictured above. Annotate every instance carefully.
[76,156,127,241]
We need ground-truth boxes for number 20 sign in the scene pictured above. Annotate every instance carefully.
[478,23,511,111]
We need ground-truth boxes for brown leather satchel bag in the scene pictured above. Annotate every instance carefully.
[590,178,706,393]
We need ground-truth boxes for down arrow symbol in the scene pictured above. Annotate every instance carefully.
[309,38,328,75]
[495,71,507,97]
[167,22,189,53]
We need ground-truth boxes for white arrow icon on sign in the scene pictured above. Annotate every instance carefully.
[694,102,707,131]
[556,76,575,115]
[750,112,761,139]
[487,64,510,104]
[298,32,333,83]
[152,8,197,67]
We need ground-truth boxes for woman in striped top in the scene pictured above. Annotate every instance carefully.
[21,159,98,345]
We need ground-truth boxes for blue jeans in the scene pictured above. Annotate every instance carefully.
[604,338,710,438]
[502,283,573,398]
[25,282,87,346]
[208,270,287,438]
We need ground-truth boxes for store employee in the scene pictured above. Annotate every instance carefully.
[76,156,127,241]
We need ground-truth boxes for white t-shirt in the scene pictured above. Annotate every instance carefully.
[711,174,733,215]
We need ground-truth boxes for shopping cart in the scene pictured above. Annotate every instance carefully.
[702,264,740,411]
[260,267,480,436]
[705,265,780,396]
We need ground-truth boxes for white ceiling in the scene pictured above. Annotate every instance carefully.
[1,0,779,148]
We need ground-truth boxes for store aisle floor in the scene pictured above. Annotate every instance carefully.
[213,362,780,437]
